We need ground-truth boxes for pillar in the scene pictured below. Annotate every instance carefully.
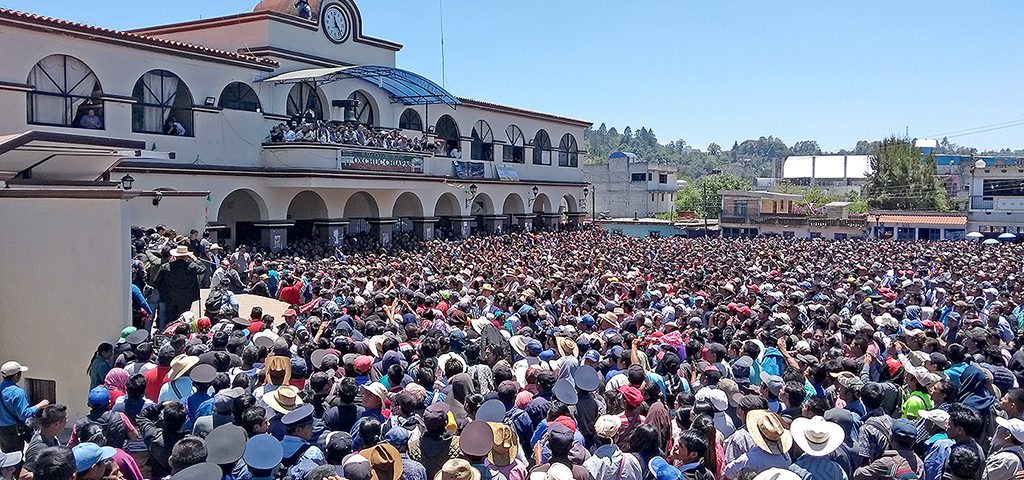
[368,218,398,246]
[204,224,228,245]
[254,220,295,252]
[482,215,507,234]
[513,214,534,232]
[565,212,586,230]
[448,216,475,239]
[539,213,561,231]
[410,217,439,241]
[314,220,349,247]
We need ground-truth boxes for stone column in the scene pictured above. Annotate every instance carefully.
[410,217,439,241]
[448,216,475,239]
[367,218,398,246]
[254,221,295,252]
[565,212,586,229]
[314,220,349,247]
[482,215,507,234]
[513,214,534,232]
[539,213,562,231]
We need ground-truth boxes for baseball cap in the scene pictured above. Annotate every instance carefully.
[891,419,917,442]
[594,415,622,439]
[759,372,784,395]
[72,443,116,473]
[0,361,27,377]
[997,417,1024,443]
[87,387,110,408]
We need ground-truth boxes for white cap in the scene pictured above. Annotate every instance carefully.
[997,417,1024,443]
[696,386,729,412]
[919,409,950,430]
[0,361,27,377]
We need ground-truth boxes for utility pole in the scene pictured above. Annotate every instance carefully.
[703,183,709,237]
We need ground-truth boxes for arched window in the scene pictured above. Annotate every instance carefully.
[470,119,494,161]
[558,133,579,167]
[286,82,323,121]
[131,69,194,136]
[27,55,103,128]
[532,129,551,165]
[503,125,525,163]
[218,82,261,112]
[435,115,460,157]
[348,91,374,126]
[399,108,422,131]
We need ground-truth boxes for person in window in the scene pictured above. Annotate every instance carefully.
[163,116,186,136]
[78,109,102,129]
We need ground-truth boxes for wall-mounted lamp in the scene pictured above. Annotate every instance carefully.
[579,186,590,208]
[204,96,216,107]
[120,173,134,190]
[464,183,478,208]
[528,186,540,207]
[152,190,163,207]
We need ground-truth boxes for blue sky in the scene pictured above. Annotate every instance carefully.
[4,0,1023,151]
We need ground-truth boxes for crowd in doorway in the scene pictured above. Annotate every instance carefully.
[267,120,442,154]
[4,230,1024,480]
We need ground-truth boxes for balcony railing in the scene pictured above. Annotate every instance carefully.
[971,196,995,210]
[722,214,867,228]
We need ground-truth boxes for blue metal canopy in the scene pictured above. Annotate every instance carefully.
[260,65,460,108]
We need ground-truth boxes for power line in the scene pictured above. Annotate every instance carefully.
[923,118,1024,138]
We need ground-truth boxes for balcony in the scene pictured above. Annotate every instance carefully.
[971,196,994,210]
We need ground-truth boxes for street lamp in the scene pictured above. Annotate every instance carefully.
[464,183,478,208]
[874,214,882,239]
[528,186,540,207]
[120,173,135,190]
[579,186,589,209]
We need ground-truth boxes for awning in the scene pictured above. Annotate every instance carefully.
[0,131,146,182]
[260,65,460,108]
[876,214,967,226]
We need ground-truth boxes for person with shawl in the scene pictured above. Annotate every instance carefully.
[103,368,130,409]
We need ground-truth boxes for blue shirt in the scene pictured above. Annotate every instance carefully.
[790,454,848,480]
[0,381,35,426]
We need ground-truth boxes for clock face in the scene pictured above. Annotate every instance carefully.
[322,5,349,43]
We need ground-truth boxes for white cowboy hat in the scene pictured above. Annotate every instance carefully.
[790,415,845,457]
[167,354,200,381]
[508,336,529,358]
[367,335,387,357]
[752,468,801,480]
[169,245,192,257]
[470,318,492,335]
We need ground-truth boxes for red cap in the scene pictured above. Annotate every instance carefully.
[552,415,577,433]
[619,385,644,408]
[197,317,212,330]
[283,309,297,317]
[354,355,373,374]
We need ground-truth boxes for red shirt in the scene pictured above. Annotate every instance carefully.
[279,281,303,306]
[143,365,171,402]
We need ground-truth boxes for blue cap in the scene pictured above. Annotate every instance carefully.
[281,404,315,427]
[540,349,556,362]
[383,426,411,446]
[525,339,543,356]
[609,345,625,360]
[244,434,283,471]
[649,456,681,480]
[87,387,110,408]
[72,443,116,473]
[891,418,917,442]
[581,314,595,326]
[583,350,601,363]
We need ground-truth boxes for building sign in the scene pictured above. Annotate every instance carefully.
[338,149,424,173]
[453,161,485,179]
[496,164,520,181]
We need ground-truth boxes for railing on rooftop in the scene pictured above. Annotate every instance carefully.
[971,196,995,210]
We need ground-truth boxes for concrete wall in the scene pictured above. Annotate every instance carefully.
[0,196,131,420]
[127,193,210,233]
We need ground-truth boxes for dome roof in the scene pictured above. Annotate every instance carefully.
[253,0,321,19]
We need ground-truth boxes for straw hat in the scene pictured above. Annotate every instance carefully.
[790,416,844,457]
[487,422,518,467]
[434,459,479,480]
[169,245,192,257]
[263,356,292,386]
[168,354,200,381]
[556,337,579,359]
[262,385,303,415]
[747,410,792,454]
[365,443,403,480]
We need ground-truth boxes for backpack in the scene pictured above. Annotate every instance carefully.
[205,287,227,314]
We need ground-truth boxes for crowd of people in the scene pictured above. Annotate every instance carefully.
[267,121,441,154]
[5,230,1024,480]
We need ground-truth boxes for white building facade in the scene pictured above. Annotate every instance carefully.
[0,0,592,248]
[583,152,678,219]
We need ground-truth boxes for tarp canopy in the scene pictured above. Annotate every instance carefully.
[260,65,460,108]
[0,130,145,182]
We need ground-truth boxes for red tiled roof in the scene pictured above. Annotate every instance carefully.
[457,97,592,128]
[0,8,279,69]
[877,214,967,226]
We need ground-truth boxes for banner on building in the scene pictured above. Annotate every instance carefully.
[338,149,424,174]
[496,165,520,182]
[453,161,485,179]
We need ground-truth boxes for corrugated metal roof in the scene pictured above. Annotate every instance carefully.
[877,214,967,226]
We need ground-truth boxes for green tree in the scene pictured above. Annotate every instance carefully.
[791,140,822,155]
[707,142,722,156]
[865,136,949,211]
[675,172,752,217]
